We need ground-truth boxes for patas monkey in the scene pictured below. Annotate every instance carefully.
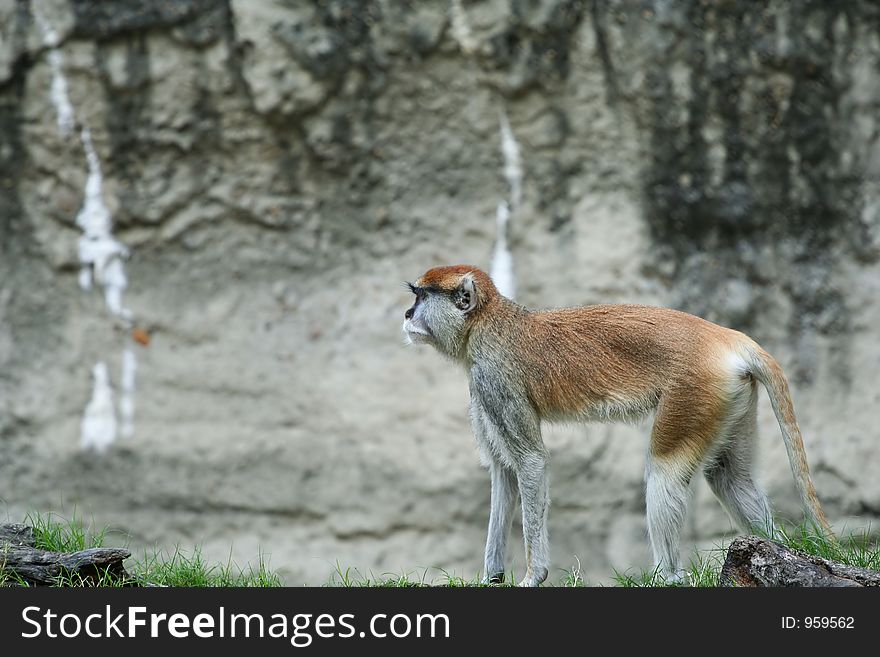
[402,265,833,586]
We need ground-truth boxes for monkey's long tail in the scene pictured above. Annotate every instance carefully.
[745,345,835,539]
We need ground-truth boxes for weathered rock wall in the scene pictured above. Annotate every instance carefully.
[1,0,878,583]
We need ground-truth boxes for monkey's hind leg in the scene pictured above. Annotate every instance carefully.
[646,386,725,583]
[703,379,777,537]
[644,458,693,583]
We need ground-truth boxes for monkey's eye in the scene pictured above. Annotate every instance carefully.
[408,283,427,302]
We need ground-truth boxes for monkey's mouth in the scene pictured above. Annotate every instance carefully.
[402,320,433,343]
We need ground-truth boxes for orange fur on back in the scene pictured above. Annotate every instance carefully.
[468,300,747,434]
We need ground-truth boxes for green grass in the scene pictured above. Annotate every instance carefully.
[325,547,724,587]
[0,565,28,587]
[774,523,880,571]
[5,514,878,587]
[328,563,504,587]
[611,548,725,588]
[26,511,108,553]
[5,511,282,587]
[605,522,879,587]
[607,522,880,588]
[327,523,880,588]
[137,547,282,587]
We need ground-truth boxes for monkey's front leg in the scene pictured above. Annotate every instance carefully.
[517,452,550,587]
[483,462,519,584]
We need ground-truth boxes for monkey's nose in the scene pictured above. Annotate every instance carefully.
[405,308,414,320]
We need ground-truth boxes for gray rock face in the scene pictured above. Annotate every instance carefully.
[1,0,878,584]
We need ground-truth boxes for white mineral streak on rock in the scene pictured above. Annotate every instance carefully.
[33,6,75,135]
[76,127,130,317]
[490,202,516,299]
[119,346,137,440]
[490,109,522,299]
[446,3,518,299]
[35,6,137,448]
[449,0,478,55]
[46,49,75,135]
[499,109,522,210]
[80,362,117,452]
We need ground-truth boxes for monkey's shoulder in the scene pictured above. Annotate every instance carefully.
[468,356,524,389]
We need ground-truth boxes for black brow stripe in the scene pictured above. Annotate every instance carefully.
[407,283,447,296]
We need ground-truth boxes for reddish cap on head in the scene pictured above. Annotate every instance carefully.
[415,265,497,295]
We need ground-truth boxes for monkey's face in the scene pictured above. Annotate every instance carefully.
[402,284,436,346]
[402,274,478,357]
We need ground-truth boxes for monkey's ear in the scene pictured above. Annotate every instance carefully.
[453,274,479,313]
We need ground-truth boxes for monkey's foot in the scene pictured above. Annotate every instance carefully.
[517,566,548,587]
[664,569,688,586]
[481,572,506,585]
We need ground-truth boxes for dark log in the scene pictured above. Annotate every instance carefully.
[0,523,35,548]
[1,523,132,586]
[720,536,880,587]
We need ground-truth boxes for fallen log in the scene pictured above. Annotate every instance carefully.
[1,523,132,586]
[0,523,35,548]
[720,535,880,587]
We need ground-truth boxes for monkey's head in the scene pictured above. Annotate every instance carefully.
[402,265,496,358]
